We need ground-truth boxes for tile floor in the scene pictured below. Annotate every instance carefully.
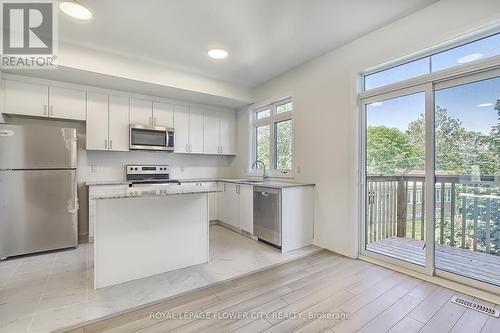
[0,225,320,333]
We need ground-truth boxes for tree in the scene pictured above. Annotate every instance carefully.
[366,126,415,174]
[405,106,499,175]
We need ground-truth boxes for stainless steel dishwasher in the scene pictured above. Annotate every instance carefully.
[253,186,281,249]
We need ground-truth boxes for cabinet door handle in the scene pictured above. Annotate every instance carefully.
[104,139,107,150]
[50,105,54,116]
[109,139,113,150]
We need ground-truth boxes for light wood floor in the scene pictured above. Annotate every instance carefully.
[367,237,500,286]
[63,250,500,333]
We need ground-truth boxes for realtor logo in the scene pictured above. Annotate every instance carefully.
[1,0,58,68]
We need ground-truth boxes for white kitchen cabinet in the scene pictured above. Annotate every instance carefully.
[189,106,204,153]
[86,93,109,150]
[49,86,86,120]
[4,80,48,117]
[217,182,253,232]
[87,93,129,151]
[153,102,173,128]
[108,96,130,151]
[209,192,218,221]
[239,184,254,234]
[203,109,220,154]
[173,104,189,152]
[220,111,236,155]
[217,182,240,229]
[130,98,152,125]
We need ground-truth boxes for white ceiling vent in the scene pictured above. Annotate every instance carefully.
[451,296,500,318]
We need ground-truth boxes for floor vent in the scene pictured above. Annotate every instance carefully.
[451,296,500,317]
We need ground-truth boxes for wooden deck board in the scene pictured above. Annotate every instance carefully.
[367,237,500,286]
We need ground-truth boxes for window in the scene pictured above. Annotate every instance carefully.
[435,188,442,203]
[252,98,293,174]
[256,109,270,119]
[364,32,500,91]
[415,189,422,204]
[365,58,430,91]
[408,190,414,204]
[444,188,452,203]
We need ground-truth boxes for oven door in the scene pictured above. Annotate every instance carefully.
[129,125,173,151]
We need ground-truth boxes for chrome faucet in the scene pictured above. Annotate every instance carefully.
[251,160,267,181]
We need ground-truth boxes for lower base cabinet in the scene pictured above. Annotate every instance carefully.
[217,182,253,234]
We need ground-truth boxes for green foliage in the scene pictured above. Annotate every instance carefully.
[368,104,500,175]
[367,126,414,174]
[256,120,293,171]
[276,120,292,170]
[256,126,270,169]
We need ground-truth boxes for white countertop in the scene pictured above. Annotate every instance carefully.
[87,178,315,189]
[89,183,220,200]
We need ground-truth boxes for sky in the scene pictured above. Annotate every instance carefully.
[366,33,500,134]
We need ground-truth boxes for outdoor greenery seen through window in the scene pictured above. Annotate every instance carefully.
[254,100,293,172]
[366,77,499,257]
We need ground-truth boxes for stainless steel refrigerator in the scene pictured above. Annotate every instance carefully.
[0,124,78,259]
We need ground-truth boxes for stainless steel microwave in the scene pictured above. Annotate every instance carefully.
[129,125,174,151]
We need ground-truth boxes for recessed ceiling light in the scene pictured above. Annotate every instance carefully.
[370,102,383,107]
[59,0,93,20]
[457,53,483,64]
[477,103,493,107]
[208,49,228,60]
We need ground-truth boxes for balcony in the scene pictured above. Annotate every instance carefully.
[365,174,500,285]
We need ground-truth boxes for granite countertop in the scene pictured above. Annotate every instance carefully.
[87,178,315,189]
[89,183,220,200]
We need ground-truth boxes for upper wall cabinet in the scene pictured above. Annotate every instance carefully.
[86,93,129,151]
[129,98,152,126]
[3,80,86,121]
[49,86,86,120]
[4,80,48,117]
[219,111,236,155]
[189,106,204,154]
[130,99,175,128]
[203,109,220,154]
[153,102,173,128]
[173,104,190,153]
[173,105,236,155]
[203,108,236,155]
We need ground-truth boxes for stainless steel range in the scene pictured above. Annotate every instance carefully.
[126,165,180,187]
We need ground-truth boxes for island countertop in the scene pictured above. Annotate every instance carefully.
[89,183,220,200]
[87,178,315,189]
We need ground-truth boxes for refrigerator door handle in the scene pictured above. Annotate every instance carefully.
[68,172,79,214]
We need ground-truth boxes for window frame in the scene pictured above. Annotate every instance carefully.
[361,29,500,95]
[249,97,294,178]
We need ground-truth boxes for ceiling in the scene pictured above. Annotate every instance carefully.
[60,0,438,88]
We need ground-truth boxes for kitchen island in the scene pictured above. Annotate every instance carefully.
[90,184,219,288]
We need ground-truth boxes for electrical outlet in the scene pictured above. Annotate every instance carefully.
[296,165,301,174]
[180,166,185,172]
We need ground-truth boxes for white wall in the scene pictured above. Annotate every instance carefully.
[232,0,500,258]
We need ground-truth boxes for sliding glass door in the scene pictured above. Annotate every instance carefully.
[361,86,431,272]
[361,69,500,287]
[433,74,500,286]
